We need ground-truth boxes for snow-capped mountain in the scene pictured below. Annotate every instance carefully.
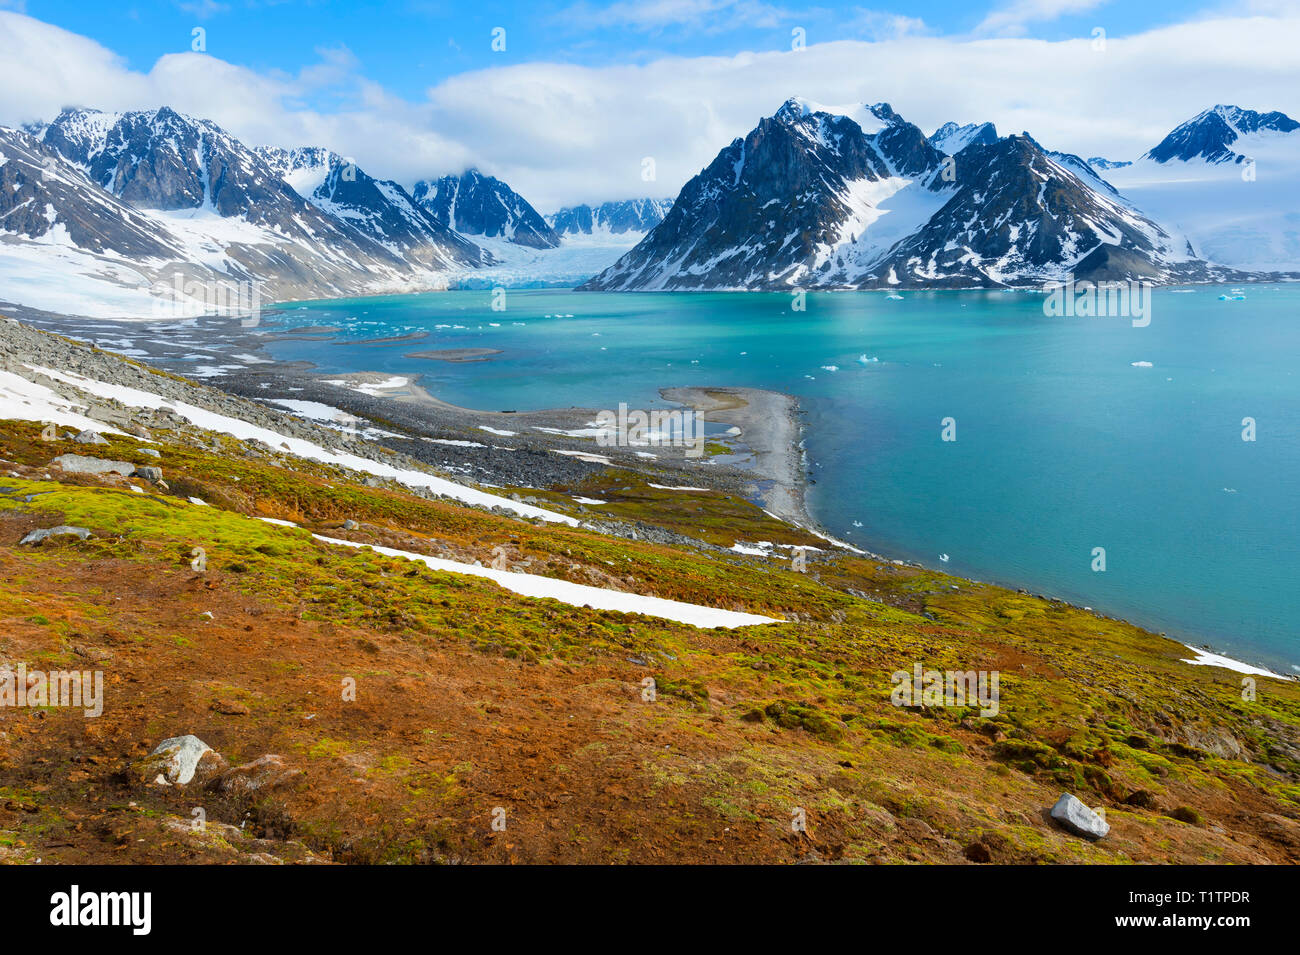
[0,125,235,318]
[0,106,498,317]
[866,134,1202,287]
[583,98,947,290]
[929,121,998,155]
[1104,105,1300,272]
[584,98,1229,291]
[1142,105,1299,164]
[1088,157,1131,171]
[0,126,182,260]
[412,169,559,249]
[547,199,674,236]
[255,145,491,270]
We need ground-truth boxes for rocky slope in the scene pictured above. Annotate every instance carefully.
[0,107,494,317]
[1143,105,1300,164]
[412,169,559,249]
[584,99,1281,290]
[255,145,492,270]
[548,198,674,236]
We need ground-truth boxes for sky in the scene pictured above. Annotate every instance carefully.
[1,0,1298,209]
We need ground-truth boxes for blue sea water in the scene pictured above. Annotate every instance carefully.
[261,287,1300,673]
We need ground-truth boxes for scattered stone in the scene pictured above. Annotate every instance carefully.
[20,525,92,545]
[1122,789,1157,809]
[342,519,359,530]
[1168,805,1204,826]
[134,465,163,483]
[1180,724,1247,761]
[138,448,161,458]
[1050,793,1109,840]
[963,841,993,863]
[211,699,250,716]
[73,430,109,445]
[143,735,214,786]
[208,754,302,797]
[50,454,135,476]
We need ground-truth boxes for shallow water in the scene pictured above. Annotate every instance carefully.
[260,286,1300,673]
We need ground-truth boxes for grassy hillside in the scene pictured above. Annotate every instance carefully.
[2,415,1298,865]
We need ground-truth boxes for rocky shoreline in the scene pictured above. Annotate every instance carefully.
[0,314,822,551]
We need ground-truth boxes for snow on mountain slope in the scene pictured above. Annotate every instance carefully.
[584,99,951,290]
[413,169,559,249]
[255,145,491,270]
[0,125,258,318]
[929,121,998,155]
[585,99,1226,290]
[1105,106,1300,272]
[547,198,674,236]
[1142,105,1299,164]
[0,107,497,317]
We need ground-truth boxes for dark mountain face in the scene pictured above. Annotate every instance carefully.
[0,127,182,260]
[44,107,305,224]
[15,107,495,306]
[1144,105,1299,163]
[583,99,949,290]
[585,99,1223,291]
[39,107,405,263]
[864,135,1188,287]
[548,198,674,235]
[412,169,559,249]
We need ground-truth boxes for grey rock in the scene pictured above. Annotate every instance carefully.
[138,447,161,458]
[146,735,213,786]
[342,519,359,530]
[20,525,92,545]
[207,754,302,796]
[134,465,163,483]
[73,430,109,445]
[50,453,135,476]
[1050,793,1109,840]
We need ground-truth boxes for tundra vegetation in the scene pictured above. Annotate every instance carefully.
[1,392,1298,864]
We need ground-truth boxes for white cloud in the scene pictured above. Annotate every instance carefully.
[1,10,1299,211]
[976,0,1112,37]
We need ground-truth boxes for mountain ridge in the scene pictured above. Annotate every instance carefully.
[583,99,1270,291]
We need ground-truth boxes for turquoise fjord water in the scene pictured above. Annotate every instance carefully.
[264,287,1300,674]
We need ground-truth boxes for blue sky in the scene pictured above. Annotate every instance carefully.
[23,0,1202,101]
[2,1,1298,208]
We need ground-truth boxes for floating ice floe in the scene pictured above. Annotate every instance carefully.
[856,354,878,364]
[1130,361,1154,367]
